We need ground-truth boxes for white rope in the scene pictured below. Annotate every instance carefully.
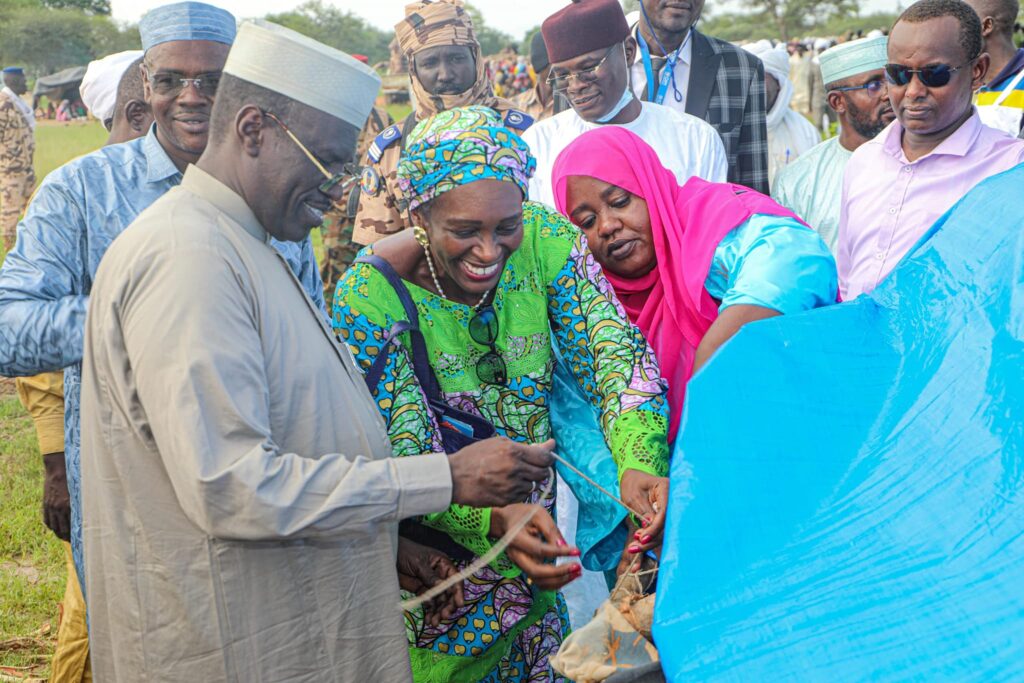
[399,465,555,611]
[400,451,655,611]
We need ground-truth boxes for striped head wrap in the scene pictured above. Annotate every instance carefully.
[397,106,536,213]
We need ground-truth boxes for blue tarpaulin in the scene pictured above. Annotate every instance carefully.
[653,164,1024,681]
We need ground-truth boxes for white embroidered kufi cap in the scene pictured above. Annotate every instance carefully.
[223,20,381,129]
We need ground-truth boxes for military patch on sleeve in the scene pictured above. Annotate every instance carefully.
[367,124,403,163]
[504,109,534,132]
[360,166,381,197]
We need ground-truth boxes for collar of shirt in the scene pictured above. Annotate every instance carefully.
[142,124,185,184]
[984,48,1024,91]
[881,108,984,164]
[629,21,693,69]
[180,164,269,244]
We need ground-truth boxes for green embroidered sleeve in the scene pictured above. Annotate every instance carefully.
[527,203,671,480]
[333,259,519,576]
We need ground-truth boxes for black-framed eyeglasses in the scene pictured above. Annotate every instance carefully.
[830,79,887,95]
[468,306,506,385]
[546,44,619,93]
[884,62,968,88]
[144,67,222,98]
[261,110,354,200]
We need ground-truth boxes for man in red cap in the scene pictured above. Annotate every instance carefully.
[523,0,727,208]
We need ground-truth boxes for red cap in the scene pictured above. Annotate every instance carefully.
[541,0,630,64]
[352,54,369,64]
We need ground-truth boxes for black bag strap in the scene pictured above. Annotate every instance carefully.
[354,254,441,400]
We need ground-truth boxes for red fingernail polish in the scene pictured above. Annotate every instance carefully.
[556,539,566,547]
[570,564,582,575]
[641,535,652,544]
[628,546,640,554]
[570,548,581,556]
[641,519,649,527]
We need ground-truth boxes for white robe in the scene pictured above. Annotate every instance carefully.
[522,101,728,208]
[81,165,453,682]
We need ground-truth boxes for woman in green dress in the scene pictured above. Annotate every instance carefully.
[333,106,670,682]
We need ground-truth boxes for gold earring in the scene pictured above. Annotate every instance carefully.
[412,225,430,247]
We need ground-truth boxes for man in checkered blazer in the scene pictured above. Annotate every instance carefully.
[628,0,770,194]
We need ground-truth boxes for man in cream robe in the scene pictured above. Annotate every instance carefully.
[80,21,551,682]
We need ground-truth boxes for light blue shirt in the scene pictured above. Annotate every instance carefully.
[0,125,325,593]
[706,213,838,312]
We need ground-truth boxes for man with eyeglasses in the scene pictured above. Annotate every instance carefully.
[9,50,157,683]
[773,36,893,254]
[0,0,325,623]
[352,0,531,248]
[523,0,727,208]
[837,0,1024,300]
[79,21,554,680]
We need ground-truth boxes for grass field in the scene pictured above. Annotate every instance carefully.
[1,120,106,682]
[0,105,412,680]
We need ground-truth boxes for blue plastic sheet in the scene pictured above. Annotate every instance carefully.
[653,165,1024,681]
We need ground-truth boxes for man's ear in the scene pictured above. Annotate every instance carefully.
[972,52,991,90]
[827,90,845,115]
[236,105,265,157]
[980,15,995,39]
[125,100,150,133]
[624,36,638,65]
[140,63,153,104]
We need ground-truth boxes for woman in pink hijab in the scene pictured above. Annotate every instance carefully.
[553,127,838,441]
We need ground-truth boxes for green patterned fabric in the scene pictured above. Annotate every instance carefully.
[332,201,669,681]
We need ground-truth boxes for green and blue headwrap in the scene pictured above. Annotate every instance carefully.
[396,105,536,213]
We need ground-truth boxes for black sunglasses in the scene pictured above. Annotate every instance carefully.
[468,306,506,385]
[884,62,968,88]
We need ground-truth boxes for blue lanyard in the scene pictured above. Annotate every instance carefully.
[637,27,691,104]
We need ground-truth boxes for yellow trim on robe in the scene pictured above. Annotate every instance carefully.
[15,371,65,455]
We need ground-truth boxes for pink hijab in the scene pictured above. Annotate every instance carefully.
[552,127,804,440]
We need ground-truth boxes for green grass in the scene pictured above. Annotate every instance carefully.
[1,120,105,680]
[387,103,412,122]
[0,390,62,680]
[33,121,108,181]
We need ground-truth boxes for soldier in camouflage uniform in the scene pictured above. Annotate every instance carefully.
[317,53,392,302]
[0,67,36,252]
[319,102,392,304]
[352,0,533,247]
[511,31,556,122]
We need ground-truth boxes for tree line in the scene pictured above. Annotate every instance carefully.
[0,0,527,78]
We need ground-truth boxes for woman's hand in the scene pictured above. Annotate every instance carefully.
[619,469,669,555]
[490,504,581,591]
[396,537,464,627]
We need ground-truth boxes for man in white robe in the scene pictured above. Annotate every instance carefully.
[744,40,821,187]
[772,36,893,253]
[80,20,554,682]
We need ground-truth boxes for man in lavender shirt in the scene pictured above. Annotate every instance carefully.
[838,0,1024,300]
